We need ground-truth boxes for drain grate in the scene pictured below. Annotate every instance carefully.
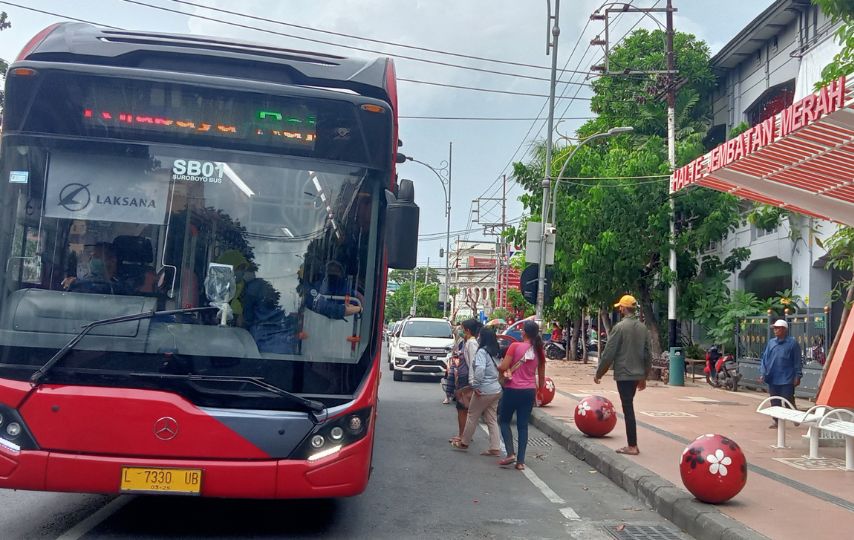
[527,436,552,447]
[606,524,682,540]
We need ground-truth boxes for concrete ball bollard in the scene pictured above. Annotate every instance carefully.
[680,434,748,504]
[574,396,618,437]
[536,376,556,407]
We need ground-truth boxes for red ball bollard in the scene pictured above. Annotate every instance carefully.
[680,434,748,504]
[536,376,556,407]
[574,396,617,437]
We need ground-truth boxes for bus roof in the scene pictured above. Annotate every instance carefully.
[17,23,396,104]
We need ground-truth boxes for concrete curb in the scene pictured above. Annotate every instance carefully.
[530,409,769,540]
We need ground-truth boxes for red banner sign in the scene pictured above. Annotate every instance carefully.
[671,75,847,192]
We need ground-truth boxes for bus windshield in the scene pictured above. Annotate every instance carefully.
[0,140,384,403]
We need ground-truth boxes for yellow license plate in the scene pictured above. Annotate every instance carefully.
[120,467,202,495]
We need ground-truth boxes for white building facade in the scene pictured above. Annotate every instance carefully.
[703,0,845,331]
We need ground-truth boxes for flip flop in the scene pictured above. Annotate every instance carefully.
[615,447,639,455]
[515,463,526,471]
[448,436,462,443]
[498,456,517,467]
[480,450,501,456]
[450,441,469,451]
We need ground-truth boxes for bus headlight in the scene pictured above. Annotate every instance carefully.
[294,407,372,461]
[0,404,37,451]
[6,423,21,437]
[310,435,325,449]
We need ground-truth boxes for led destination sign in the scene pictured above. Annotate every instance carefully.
[78,79,317,150]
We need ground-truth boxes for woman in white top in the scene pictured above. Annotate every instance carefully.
[451,327,502,454]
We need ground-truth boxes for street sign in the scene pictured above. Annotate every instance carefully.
[525,222,555,264]
[520,264,552,305]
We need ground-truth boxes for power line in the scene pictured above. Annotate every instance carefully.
[478,1,653,221]
[469,13,600,218]
[0,1,121,28]
[118,0,602,84]
[398,78,593,99]
[400,115,597,121]
[167,0,595,75]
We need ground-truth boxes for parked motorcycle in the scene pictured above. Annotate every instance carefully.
[709,354,741,391]
[545,340,567,360]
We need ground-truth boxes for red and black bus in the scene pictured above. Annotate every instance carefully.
[0,23,417,498]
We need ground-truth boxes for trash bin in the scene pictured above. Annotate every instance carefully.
[669,347,685,386]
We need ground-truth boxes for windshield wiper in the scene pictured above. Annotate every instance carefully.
[29,306,217,387]
[128,372,325,414]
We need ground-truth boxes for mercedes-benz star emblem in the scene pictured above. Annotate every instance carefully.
[58,183,91,212]
[153,417,179,441]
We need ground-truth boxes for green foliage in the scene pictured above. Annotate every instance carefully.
[0,12,10,112]
[812,0,854,88]
[491,307,513,321]
[701,290,766,349]
[506,288,534,317]
[512,29,745,354]
[384,281,442,322]
[384,266,443,322]
[817,225,854,305]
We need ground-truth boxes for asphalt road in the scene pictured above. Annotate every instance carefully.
[0,348,689,539]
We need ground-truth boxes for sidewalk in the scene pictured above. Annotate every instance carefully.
[532,360,854,540]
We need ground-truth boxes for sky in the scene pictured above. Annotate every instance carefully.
[0,0,774,267]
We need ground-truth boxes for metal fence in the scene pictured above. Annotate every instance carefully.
[736,311,829,400]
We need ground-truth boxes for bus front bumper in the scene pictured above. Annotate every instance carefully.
[0,433,372,499]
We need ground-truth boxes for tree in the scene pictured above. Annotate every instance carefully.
[384,267,443,322]
[510,29,746,358]
[0,12,11,113]
[812,0,854,88]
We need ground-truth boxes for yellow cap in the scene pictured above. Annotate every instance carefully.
[614,294,638,308]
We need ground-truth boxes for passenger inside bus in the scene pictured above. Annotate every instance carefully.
[61,238,157,296]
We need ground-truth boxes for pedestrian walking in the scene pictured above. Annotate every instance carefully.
[449,319,481,444]
[451,327,503,455]
[759,319,802,428]
[496,320,546,471]
[594,294,652,456]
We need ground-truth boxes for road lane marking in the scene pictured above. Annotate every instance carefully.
[560,506,581,520]
[521,467,565,504]
[56,495,134,540]
[478,423,579,517]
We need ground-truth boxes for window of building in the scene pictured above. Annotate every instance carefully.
[745,80,795,126]
[751,223,778,241]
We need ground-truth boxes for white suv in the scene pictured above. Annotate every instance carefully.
[389,318,454,382]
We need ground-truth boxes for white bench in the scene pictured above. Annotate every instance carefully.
[756,397,827,456]
[817,409,854,471]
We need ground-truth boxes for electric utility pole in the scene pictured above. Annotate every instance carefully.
[535,0,560,323]
[590,0,681,372]
[664,0,679,358]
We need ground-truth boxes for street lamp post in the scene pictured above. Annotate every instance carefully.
[403,144,453,319]
[535,126,633,320]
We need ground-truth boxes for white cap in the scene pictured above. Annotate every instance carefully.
[772,319,788,328]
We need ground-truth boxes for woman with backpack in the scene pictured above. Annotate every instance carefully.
[496,320,546,470]
[451,327,503,455]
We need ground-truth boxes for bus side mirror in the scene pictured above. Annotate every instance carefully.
[386,179,419,269]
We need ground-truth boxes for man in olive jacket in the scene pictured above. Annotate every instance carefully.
[594,295,652,455]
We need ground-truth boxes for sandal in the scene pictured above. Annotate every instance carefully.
[450,440,469,451]
[498,455,517,467]
[448,436,462,443]
[515,463,526,471]
[615,446,640,455]
[480,450,501,456]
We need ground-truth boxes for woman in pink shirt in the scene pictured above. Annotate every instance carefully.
[496,320,546,470]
